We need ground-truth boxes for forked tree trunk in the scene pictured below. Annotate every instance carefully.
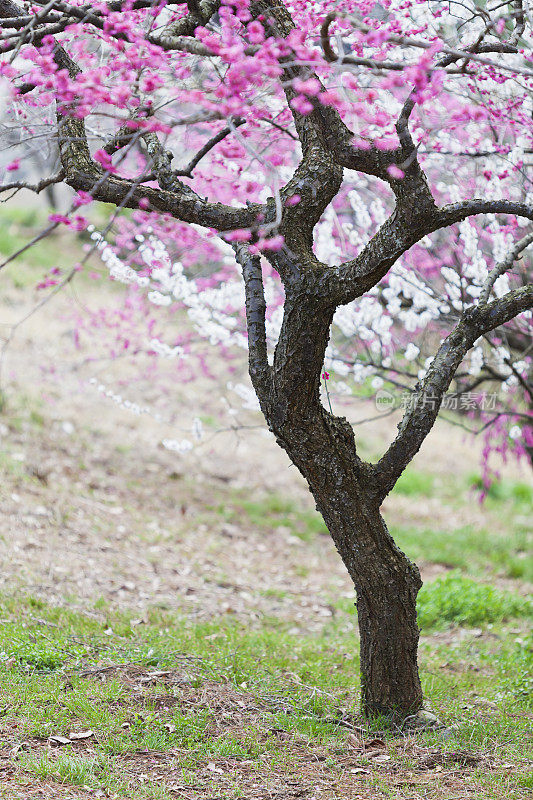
[249,276,532,718]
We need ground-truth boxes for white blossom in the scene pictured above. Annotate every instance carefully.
[468,346,484,376]
[149,338,185,360]
[162,438,193,453]
[148,291,172,307]
[227,382,261,411]
[404,343,419,361]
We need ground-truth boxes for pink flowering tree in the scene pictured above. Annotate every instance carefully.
[1,0,532,722]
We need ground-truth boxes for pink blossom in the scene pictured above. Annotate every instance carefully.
[247,21,265,44]
[73,190,93,207]
[290,95,313,115]
[36,278,59,289]
[49,213,70,225]
[293,78,321,97]
[1,0,530,484]
[285,194,301,207]
[224,229,252,242]
[387,165,405,180]
[94,149,117,173]
[251,235,284,253]
[71,215,88,231]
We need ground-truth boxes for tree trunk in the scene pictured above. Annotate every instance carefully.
[277,410,424,718]
[250,292,424,719]
[356,561,422,718]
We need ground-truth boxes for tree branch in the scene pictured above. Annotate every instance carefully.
[330,200,533,305]
[153,0,219,41]
[65,169,267,231]
[232,242,272,398]
[0,0,267,234]
[437,199,533,228]
[479,230,533,304]
[319,12,516,74]
[1,0,231,56]
[371,285,533,503]
[174,117,245,178]
[328,204,437,304]
[509,0,525,45]
[347,18,533,78]
[249,0,344,256]
[102,122,145,155]
[0,169,65,195]
[320,13,404,71]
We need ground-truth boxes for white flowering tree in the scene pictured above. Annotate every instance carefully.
[0,0,531,721]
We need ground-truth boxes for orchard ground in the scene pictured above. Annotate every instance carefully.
[0,208,531,799]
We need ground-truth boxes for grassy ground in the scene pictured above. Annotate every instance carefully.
[0,591,531,800]
[0,201,532,798]
[0,400,531,800]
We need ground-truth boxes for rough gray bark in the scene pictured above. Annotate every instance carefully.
[1,0,532,720]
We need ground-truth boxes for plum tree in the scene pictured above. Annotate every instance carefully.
[0,0,531,720]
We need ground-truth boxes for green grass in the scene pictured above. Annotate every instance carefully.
[416,572,531,629]
[20,751,100,785]
[469,473,533,505]
[0,203,107,289]
[207,475,531,577]
[0,388,532,797]
[209,491,327,541]
[391,468,435,497]
[0,597,362,795]
[0,593,532,798]
[333,573,531,630]
[0,206,68,287]
[392,522,532,580]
